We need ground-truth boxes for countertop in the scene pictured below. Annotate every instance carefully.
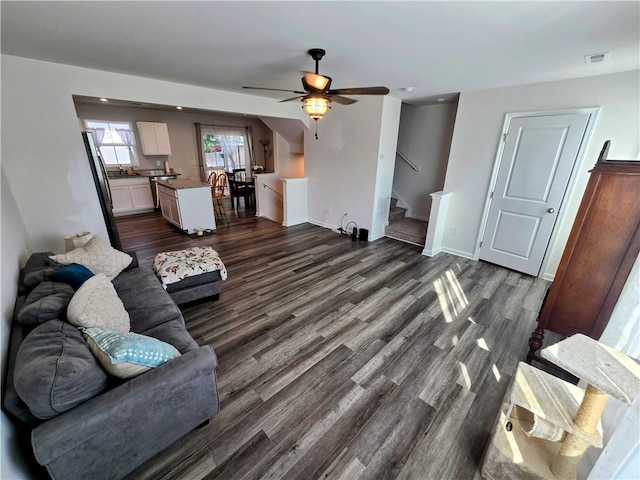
[107,169,181,179]
[156,179,211,190]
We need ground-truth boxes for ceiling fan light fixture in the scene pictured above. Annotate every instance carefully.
[303,72,331,91]
[302,95,331,120]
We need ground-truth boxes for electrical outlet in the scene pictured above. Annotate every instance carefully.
[450,227,457,236]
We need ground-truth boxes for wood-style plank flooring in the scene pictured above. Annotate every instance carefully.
[118,206,550,480]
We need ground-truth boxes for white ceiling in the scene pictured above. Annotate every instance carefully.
[1,1,638,106]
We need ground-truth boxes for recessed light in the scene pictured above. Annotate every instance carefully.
[403,87,414,92]
[99,98,108,102]
[437,98,445,102]
[176,106,183,110]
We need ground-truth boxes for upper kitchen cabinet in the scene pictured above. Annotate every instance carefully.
[136,121,172,155]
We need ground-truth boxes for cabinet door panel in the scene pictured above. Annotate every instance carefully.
[137,122,158,155]
[129,184,154,209]
[110,186,133,213]
[153,123,172,155]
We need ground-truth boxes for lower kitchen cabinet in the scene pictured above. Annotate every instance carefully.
[109,177,154,215]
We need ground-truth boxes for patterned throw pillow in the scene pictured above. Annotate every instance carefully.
[66,273,130,333]
[82,327,181,379]
[50,236,132,280]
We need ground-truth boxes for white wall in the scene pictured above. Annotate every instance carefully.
[441,70,639,278]
[273,131,304,179]
[394,103,457,220]
[255,173,284,224]
[1,54,306,253]
[371,96,403,240]
[305,96,386,235]
[1,167,37,480]
[74,102,273,180]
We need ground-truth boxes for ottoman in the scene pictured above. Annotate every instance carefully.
[153,247,227,306]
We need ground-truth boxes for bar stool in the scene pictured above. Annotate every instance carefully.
[212,173,229,225]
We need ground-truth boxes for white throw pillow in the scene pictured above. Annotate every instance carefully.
[67,274,130,333]
[50,236,132,280]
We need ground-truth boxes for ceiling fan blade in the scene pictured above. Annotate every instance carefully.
[328,95,357,105]
[301,72,332,92]
[242,86,306,94]
[328,86,390,96]
[279,96,305,103]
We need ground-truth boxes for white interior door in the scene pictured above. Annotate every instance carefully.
[479,113,591,276]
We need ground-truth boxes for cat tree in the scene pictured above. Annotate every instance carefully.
[482,334,640,480]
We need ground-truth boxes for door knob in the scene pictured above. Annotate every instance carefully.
[547,207,555,214]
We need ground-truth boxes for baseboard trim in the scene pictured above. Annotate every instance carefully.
[440,247,477,260]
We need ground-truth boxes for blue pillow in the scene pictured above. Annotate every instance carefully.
[53,263,94,290]
[82,327,181,379]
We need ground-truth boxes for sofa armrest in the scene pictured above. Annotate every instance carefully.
[32,346,219,480]
[123,250,139,270]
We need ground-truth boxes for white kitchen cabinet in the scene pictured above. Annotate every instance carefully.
[136,121,172,155]
[109,177,154,216]
[157,181,216,234]
[158,187,182,226]
[129,184,155,209]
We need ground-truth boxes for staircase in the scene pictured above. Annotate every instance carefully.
[389,197,408,221]
[385,198,428,246]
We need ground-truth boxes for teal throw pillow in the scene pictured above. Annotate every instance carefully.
[82,327,181,379]
[53,263,95,290]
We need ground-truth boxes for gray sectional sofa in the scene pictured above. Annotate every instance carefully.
[3,252,220,480]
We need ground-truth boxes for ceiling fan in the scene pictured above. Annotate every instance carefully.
[242,48,390,121]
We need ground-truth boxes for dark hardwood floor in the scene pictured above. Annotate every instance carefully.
[117,206,550,480]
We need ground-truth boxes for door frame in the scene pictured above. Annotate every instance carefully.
[476,107,600,279]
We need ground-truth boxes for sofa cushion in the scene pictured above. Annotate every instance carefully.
[52,263,95,290]
[67,274,130,333]
[17,281,75,328]
[50,236,132,280]
[82,327,181,379]
[140,320,200,354]
[114,267,184,332]
[14,320,109,419]
[19,252,63,295]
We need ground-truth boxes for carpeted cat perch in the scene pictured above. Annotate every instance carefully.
[481,334,640,480]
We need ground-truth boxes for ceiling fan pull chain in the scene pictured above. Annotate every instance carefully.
[315,121,319,140]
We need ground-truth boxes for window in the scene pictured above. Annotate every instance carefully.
[203,134,226,169]
[85,120,137,166]
[201,127,248,173]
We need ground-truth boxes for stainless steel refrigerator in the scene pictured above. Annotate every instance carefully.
[82,131,122,250]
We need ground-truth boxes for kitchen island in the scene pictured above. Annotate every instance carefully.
[156,179,215,234]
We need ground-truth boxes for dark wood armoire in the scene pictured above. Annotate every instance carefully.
[527,141,640,368]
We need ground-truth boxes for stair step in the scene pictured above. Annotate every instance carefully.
[385,217,428,246]
[389,206,407,221]
[390,197,398,209]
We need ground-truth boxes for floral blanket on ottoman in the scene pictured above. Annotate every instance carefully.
[153,246,228,288]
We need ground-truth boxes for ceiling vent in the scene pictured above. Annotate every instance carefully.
[585,52,610,64]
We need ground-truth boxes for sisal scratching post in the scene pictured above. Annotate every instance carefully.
[551,384,609,480]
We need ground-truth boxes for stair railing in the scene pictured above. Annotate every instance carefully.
[396,151,419,171]
[262,183,283,196]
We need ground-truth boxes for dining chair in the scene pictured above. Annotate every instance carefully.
[233,168,246,181]
[212,173,229,225]
[215,173,227,197]
[207,171,217,199]
[227,178,242,210]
